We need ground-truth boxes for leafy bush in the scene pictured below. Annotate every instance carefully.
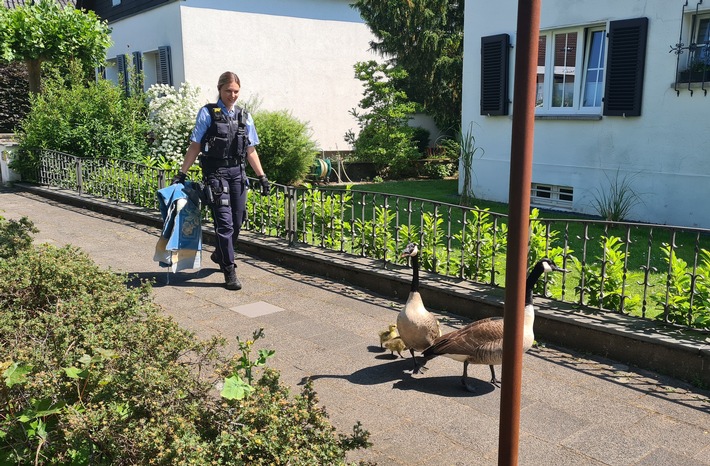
[0,62,30,133]
[13,64,149,178]
[253,110,319,185]
[454,207,508,283]
[572,235,638,313]
[420,161,455,179]
[653,244,710,328]
[0,215,37,259]
[146,82,203,165]
[344,61,420,179]
[0,224,370,464]
[411,126,430,153]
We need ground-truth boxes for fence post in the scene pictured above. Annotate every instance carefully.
[76,157,83,194]
[158,170,166,190]
[286,186,297,246]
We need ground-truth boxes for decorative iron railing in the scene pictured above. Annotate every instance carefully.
[33,150,710,332]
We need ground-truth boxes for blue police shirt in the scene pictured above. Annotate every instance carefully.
[189,99,260,146]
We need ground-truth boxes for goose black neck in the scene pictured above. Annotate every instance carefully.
[525,262,546,305]
[411,254,419,292]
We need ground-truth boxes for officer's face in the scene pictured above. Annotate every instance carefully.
[220,81,240,109]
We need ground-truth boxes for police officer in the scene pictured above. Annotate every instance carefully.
[173,71,269,290]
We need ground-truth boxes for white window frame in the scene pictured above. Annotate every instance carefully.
[687,12,710,70]
[531,183,574,210]
[536,25,607,115]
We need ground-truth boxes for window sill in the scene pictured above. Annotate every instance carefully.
[534,114,603,121]
[671,81,710,89]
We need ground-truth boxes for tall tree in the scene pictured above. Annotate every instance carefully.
[352,0,464,133]
[0,0,111,93]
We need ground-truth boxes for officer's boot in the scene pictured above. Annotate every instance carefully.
[223,264,242,290]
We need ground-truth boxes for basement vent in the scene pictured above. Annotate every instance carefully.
[531,183,574,209]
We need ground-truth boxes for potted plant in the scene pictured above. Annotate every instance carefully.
[679,60,710,82]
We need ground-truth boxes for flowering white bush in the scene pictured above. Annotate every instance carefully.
[146,82,203,165]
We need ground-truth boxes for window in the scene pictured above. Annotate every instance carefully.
[531,183,574,209]
[684,14,710,73]
[112,0,121,5]
[482,18,646,117]
[536,26,606,113]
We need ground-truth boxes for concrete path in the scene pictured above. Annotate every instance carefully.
[2,188,709,466]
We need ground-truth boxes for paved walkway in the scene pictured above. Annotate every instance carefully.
[2,188,709,466]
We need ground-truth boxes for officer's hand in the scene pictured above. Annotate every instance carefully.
[258,175,270,196]
[172,172,187,185]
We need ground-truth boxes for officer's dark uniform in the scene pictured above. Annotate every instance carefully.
[198,103,251,287]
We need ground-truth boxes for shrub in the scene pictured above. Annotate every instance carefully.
[146,82,203,166]
[411,126,430,153]
[572,235,638,313]
[13,63,149,178]
[0,215,37,259]
[344,61,420,179]
[0,224,370,464]
[0,61,30,133]
[252,109,319,185]
[652,244,710,328]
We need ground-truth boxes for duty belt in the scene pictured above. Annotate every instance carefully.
[200,157,243,170]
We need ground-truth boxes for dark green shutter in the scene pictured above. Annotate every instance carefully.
[132,51,143,75]
[158,46,173,86]
[603,18,648,116]
[116,54,129,95]
[480,34,510,116]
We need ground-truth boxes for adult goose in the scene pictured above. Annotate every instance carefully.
[420,258,566,392]
[397,242,441,373]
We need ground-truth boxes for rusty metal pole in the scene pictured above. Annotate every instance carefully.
[498,0,541,465]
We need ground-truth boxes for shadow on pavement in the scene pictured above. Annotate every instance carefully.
[301,356,495,397]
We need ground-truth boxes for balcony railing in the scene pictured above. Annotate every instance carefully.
[34,149,710,332]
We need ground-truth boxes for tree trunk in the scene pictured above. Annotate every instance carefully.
[26,59,42,94]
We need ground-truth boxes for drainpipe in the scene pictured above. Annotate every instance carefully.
[498,1,541,465]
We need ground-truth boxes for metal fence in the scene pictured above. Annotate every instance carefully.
[34,150,710,332]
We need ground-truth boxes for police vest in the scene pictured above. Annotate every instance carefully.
[199,104,249,161]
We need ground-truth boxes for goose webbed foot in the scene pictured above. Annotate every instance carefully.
[407,350,429,374]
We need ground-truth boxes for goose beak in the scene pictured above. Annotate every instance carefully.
[551,264,568,273]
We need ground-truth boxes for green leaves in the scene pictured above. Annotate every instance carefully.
[352,0,464,129]
[220,374,253,400]
[346,60,420,178]
[252,109,319,185]
[0,0,111,92]
[3,362,32,388]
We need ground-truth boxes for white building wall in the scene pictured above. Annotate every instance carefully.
[463,0,710,228]
[104,0,376,152]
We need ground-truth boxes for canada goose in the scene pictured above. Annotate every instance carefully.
[397,242,441,372]
[383,336,408,358]
[379,324,399,348]
[420,258,566,392]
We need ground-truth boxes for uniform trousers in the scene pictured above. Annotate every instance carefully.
[203,165,247,268]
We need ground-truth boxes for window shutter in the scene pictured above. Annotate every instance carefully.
[603,17,648,117]
[158,46,173,86]
[116,54,129,95]
[480,33,510,116]
[132,51,143,75]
